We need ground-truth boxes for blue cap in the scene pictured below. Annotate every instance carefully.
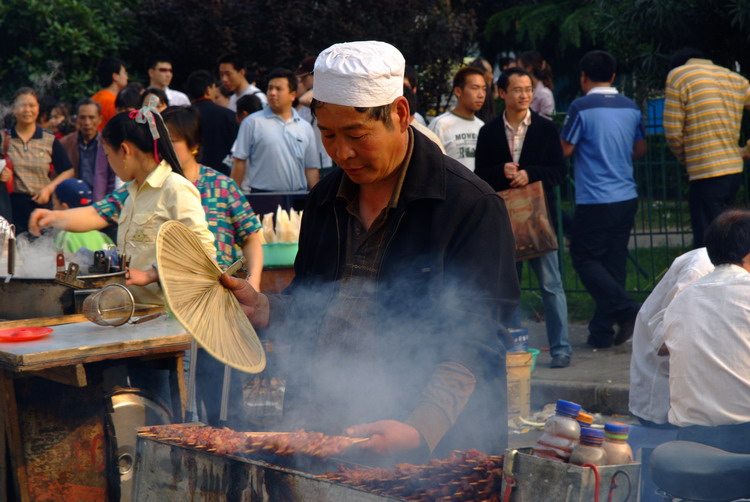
[55,179,93,208]
[581,428,605,440]
[555,399,582,417]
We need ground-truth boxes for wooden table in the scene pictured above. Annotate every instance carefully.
[0,317,191,502]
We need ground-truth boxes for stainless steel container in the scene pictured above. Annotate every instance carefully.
[0,271,126,319]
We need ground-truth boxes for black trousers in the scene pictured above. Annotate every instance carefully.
[570,198,640,344]
[0,184,11,223]
[688,172,742,249]
[10,192,51,235]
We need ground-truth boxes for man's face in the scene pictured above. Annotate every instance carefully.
[76,104,101,140]
[455,74,487,113]
[149,62,173,88]
[267,77,295,114]
[296,73,313,94]
[499,74,533,114]
[316,100,408,187]
[219,63,245,93]
[113,66,128,90]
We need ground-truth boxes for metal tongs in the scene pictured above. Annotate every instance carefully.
[0,219,16,284]
[185,256,247,424]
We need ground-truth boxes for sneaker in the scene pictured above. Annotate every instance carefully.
[550,355,571,368]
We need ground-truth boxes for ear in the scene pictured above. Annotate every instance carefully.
[392,96,411,133]
[498,87,507,101]
[609,73,617,85]
[453,86,462,99]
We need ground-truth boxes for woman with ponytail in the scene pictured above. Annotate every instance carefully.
[518,51,556,118]
[29,96,214,304]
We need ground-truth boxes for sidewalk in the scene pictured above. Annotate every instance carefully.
[527,320,632,416]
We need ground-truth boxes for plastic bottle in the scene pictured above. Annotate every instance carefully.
[533,399,582,462]
[570,428,608,466]
[602,422,634,465]
[576,411,594,430]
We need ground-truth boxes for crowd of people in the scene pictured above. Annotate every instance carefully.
[2,39,750,463]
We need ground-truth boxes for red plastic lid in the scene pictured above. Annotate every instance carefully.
[0,327,53,342]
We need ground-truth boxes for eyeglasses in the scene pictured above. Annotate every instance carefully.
[157,68,173,73]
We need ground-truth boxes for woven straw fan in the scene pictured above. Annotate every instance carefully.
[156,220,266,373]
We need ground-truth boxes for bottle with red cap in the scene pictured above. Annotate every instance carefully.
[533,399,582,463]
[602,422,634,465]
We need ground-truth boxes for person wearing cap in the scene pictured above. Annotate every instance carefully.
[223,41,519,462]
[52,179,113,253]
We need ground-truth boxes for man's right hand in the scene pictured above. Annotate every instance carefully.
[504,162,519,180]
[220,273,270,328]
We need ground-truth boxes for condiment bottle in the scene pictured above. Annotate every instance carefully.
[576,411,594,430]
[570,427,608,466]
[602,422,634,465]
[533,399,582,462]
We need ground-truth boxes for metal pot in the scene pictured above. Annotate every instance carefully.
[0,270,126,320]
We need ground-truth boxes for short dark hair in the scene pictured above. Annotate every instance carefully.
[97,57,125,88]
[218,53,246,72]
[236,94,263,116]
[267,68,297,94]
[143,88,169,108]
[404,65,419,91]
[12,87,38,104]
[579,50,616,83]
[115,86,143,111]
[669,48,705,72]
[38,95,58,121]
[402,85,416,117]
[147,54,172,70]
[74,97,101,116]
[704,209,750,266]
[185,70,214,101]
[498,57,515,70]
[497,67,533,91]
[162,106,201,150]
[310,99,395,129]
[453,66,486,90]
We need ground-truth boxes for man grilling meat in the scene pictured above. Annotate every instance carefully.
[223,41,519,463]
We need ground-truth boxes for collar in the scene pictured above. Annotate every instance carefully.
[235,84,250,98]
[195,97,212,103]
[687,58,714,66]
[10,125,44,139]
[78,131,99,146]
[587,86,619,96]
[449,110,478,122]
[503,109,531,130]
[128,160,172,195]
[262,106,300,122]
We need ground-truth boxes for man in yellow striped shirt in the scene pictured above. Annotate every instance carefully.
[664,48,750,248]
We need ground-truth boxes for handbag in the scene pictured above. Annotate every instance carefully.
[498,180,558,261]
[1,129,14,194]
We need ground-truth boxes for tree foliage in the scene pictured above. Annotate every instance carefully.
[0,0,139,103]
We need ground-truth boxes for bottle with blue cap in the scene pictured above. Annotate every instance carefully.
[533,399,582,462]
[602,421,634,465]
[570,427,608,466]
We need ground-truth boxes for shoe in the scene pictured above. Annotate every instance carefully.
[614,309,639,346]
[587,335,613,348]
[550,355,571,368]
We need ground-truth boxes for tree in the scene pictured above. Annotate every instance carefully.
[0,0,139,103]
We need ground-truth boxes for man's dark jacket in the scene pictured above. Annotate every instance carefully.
[194,98,238,176]
[268,128,519,459]
[475,110,566,227]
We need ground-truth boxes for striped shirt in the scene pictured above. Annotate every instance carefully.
[94,164,261,267]
[664,58,750,181]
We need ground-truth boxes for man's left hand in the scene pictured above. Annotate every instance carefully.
[509,170,529,188]
[345,420,422,455]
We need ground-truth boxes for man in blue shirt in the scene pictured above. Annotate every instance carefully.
[560,50,647,348]
[232,68,321,193]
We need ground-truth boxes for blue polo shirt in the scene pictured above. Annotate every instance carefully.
[233,107,320,192]
[561,87,644,205]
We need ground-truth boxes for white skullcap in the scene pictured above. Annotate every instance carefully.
[314,41,405,107]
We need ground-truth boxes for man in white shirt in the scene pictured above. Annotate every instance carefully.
[218,53,268,112]
[146,55,190,107]
[629,248,713,426]
[428,66,486,171]
[663,209,750,453]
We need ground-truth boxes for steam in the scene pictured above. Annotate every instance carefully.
[1,232,58,278]
[30,61,66,95]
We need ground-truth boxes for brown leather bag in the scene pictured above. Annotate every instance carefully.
[498,181,558,261]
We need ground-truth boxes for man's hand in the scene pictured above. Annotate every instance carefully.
[509,169,529,188]
[220,273,270,328]
[345,420,422,455]
[503,162,519,180]
[126,267,158,287]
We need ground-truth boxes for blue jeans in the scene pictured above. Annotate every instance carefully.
[513,250,572,358]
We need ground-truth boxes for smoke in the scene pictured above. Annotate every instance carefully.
[30,60,66,96]
[1,232,58,278]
